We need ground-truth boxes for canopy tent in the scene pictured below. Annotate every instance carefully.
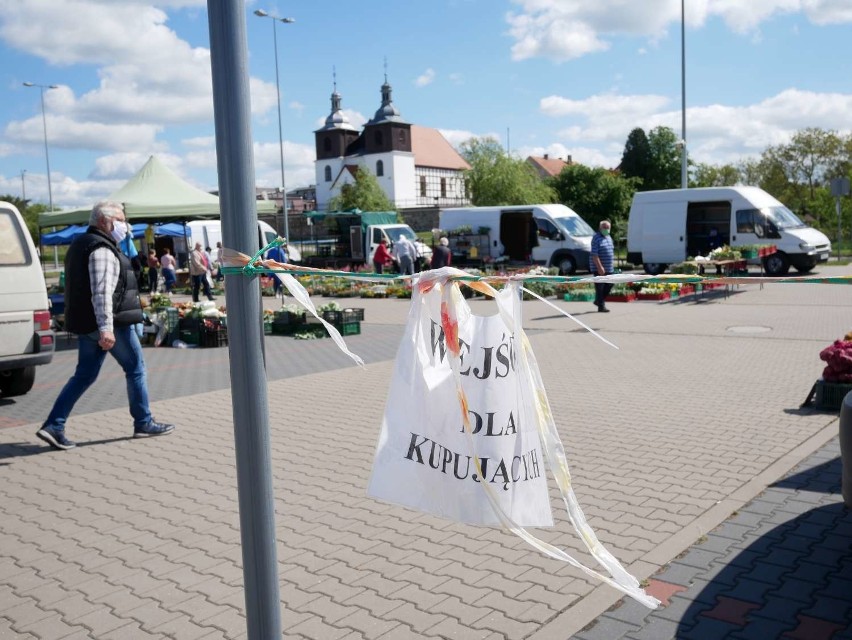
[38,155,277,227]
[41,221,189,246]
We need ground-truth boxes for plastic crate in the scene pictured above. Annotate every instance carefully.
[200,325,228,348]
[339,321,361,336]
[179,328,200,345]
[164,307,179,332]
[815,380,852,411]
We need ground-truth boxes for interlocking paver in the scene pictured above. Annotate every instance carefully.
[1,279,849,639]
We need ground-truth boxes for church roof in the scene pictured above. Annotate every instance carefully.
[411,126,470,170]
[317,89,358,132]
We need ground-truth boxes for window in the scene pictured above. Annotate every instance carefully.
[419,176,427,197]
[375,130,383,146]
[535,218,560,240]
[440,178,447,198]
[376,160,384,177]
[736,209,765,237]
[373,228,383,244]
[0,211,29,265]
[324,166,332,182]
[399,130,406,144]
[323,137,332,152]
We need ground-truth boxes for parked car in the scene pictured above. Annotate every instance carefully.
[0,201,54,396]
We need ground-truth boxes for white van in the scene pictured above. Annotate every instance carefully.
[0,202,54,396]
[439,204,595,274]
[626,187,832,275]
[186,219,301,262]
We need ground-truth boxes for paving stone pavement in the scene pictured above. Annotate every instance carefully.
[0,268,850,639]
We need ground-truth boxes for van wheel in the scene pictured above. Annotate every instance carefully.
[0,366,36,397]
[555,255,576,275]
[763,252,790,276]
[643,263,667,276]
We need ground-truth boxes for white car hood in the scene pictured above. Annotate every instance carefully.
[787,226,831,247]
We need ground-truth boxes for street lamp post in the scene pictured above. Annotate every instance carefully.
[680,0,688,189]
[20,170,27,201]
[24,82,59,268]
[254,9,294,243]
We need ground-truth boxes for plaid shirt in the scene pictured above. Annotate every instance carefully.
[89,247,120,333]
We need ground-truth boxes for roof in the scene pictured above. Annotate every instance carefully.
[38,155,276,226]
[410,125,470,170]
[527,155,569,178]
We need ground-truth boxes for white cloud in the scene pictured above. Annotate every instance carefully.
[539,87,852,168]
[415,68,436,87]
[506,0,852,61]
[449,73,464,85]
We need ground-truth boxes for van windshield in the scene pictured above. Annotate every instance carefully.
[554,216,595,237]
[764,206,806,230]
[385,227,416,243]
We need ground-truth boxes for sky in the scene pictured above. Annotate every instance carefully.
[1,0,851,210]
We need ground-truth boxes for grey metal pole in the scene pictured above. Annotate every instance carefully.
[270,19,290,243]
[680,0,688,189]
[840,392,852,508]
[206,3,282,639]
[837,196,842,260]
[20,170,26,201]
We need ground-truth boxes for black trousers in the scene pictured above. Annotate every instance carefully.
[191,274,213,302]
[594,272,613,307]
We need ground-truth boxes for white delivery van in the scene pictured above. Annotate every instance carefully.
[0,202,54,397]
[186,219,301,262]
[438,204,595,274]
[626,187,832,275]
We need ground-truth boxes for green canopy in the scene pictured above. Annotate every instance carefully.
[38,155,277,226]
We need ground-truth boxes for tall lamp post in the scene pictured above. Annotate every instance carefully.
[680,0,688,189]
[24,81,59,267]
[20,169,27,201]
[254,9,295,243]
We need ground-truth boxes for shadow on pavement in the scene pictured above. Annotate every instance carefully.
[772,457,842,493]
[0,436,134,460]
[676,505,851,639]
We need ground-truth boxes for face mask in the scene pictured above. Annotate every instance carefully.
[111,220,128,243]
[601,229,610,236]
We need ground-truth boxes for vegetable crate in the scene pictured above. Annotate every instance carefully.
[338,321,361,336]
[200,324,228,348]
[272,311,307,335]
[814,380,852,411]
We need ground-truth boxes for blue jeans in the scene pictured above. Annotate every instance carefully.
[43,326,153,431]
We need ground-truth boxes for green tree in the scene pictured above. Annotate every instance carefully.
[690,163,740,187]
[460,136,556,205]
[645,126,682,190]
[327,166,396,212]
[0,194,48,241]
[549,165,638,231]
[619,127,652,187]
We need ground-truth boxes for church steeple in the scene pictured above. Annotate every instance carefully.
[368,60,406,125]
[314,68,359,160]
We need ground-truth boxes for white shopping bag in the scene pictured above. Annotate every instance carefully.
[368,269,659,608]
[368,276,552,526]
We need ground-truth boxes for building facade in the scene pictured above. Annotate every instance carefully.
[314,78,470,213]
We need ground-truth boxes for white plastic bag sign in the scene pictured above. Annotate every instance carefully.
[368,278,552,526]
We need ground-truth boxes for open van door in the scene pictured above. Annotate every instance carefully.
[640,202,686,272]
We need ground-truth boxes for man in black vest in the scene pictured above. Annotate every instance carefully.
[36,201,175,451]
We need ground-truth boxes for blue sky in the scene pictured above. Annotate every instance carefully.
[1,0,851,210]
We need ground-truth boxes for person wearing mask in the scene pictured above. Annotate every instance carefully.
[590,220,615,313]
[373,238,393,274]
[36,201,175,451]
[159,247,176,294]
[430,237,452,269]
[393,234,416,276]
[189,242,214,302]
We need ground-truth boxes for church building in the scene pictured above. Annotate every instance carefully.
[314,77,470,214]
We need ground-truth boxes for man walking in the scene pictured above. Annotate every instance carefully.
[590,219,615,313]
[36,201,175,451]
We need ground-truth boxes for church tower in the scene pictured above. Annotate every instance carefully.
[314,76,359,160]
